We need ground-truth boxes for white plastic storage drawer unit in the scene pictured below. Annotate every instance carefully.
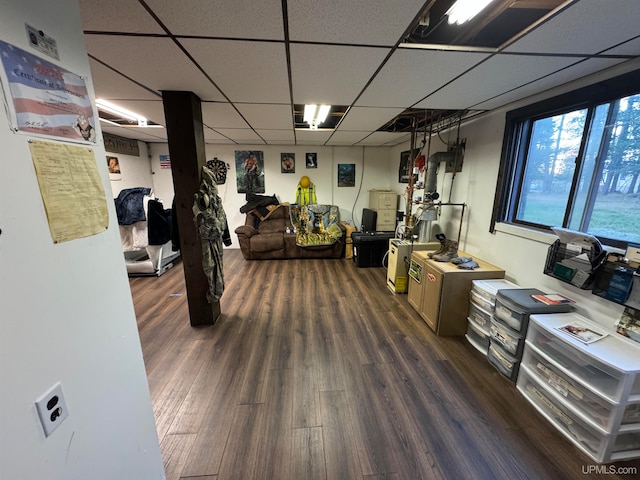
[518,368,640,463]
[490,317,525,358]
[466,317,490,355]
[518,312,640,463]
[468,301,492,331]
[470,278,519,309]
[494,288,572,334]
[488,342,520,381]
[521,346,640,433]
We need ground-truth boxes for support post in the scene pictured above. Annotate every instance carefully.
[162,90,220,326]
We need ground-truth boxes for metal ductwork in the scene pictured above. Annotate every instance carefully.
[425,151,455,193]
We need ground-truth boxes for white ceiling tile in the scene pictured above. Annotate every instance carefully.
[297,141,329,146]
[602,37,640,56]
[382,133,411,146]
[505,0,640,55]
[416,54,580,110]
[84,35,225,101]
[337,107,405,131]
[202,103,250,129]
[181,39,290,103]
[100,124,167,142]
[256,130,296,143]
[356,49,490,107]
[88,58,160,101]
[295,129,333,144]
[355,132,408,146]
[288,0,425,45]
[473,58,626,111]
[145,0,284,40]
[79,0,640,146]
[216,129,264,143]
[107,100,166,126]
[325,131,371,145]
[79,0,164,34]
[235,104,293,130]
[204,129,230,142]
[290,44,390,105]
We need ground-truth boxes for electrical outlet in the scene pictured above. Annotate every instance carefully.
[35,382,69,437]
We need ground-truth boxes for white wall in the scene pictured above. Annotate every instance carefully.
[0,2,165,479]
[149,143,393,248]
[388,59,640,332]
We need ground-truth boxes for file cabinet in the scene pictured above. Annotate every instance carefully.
[368,190,398,232]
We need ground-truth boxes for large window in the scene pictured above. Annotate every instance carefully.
[493,70,640,248]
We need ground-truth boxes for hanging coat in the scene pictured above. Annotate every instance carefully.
[295,182,317,206]
[193,165,231,303]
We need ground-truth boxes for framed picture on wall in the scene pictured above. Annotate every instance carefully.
[107,155,121,181]
[399,148,419,183]
[306,152,317,168]
[281,153,295,173]
[338,163,355,187]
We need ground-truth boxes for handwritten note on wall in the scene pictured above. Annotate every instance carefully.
[29,140,109,243]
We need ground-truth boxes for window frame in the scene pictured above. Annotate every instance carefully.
[491,68,640,249]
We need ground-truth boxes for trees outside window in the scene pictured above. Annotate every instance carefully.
[494,72,640,249]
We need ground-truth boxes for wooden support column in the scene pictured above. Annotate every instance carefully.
[162,90,220,326]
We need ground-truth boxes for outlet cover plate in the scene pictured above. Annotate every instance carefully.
[35,382,69,437]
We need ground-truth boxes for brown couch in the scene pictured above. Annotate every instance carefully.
[235,204,345,259]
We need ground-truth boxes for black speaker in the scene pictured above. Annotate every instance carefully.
[362,208,377,232]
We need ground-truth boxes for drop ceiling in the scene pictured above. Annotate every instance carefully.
[78,0,640,146]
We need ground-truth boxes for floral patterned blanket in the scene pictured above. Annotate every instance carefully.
[289,204,342,246]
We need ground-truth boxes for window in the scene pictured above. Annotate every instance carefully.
[493,70,640,248]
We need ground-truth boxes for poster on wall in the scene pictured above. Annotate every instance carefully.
[107,155,121,181]
[281,153,295,173]
[0,39,96,143]
[159,155,171,169]
[235,150,265,194]
[306,153,317,168]
[338,163,355,187]
[399,148,420,183]
[29,140,109,243]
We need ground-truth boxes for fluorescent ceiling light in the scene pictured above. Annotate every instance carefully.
[95,99,147,127]
[303,104,331,130]
[447,0,495,25]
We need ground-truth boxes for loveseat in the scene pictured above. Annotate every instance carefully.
[235,204,345,260]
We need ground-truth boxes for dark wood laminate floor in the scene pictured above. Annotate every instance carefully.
[129,249,640,480]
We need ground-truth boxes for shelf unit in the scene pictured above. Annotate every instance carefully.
[517,313,640,463]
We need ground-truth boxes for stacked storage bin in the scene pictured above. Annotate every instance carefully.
[517,312,640,463]
[467,279,519,356]
[488,288,572,382]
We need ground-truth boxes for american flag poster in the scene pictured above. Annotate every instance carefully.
[0,39,96,143]
[159,155,171,169]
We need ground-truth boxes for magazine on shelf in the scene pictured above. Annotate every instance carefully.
[531,293,575,305]
[615,306,640,344]
[556,321,608,345]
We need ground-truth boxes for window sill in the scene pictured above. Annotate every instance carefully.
[494,222,626,254]
[494,222,556,245]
